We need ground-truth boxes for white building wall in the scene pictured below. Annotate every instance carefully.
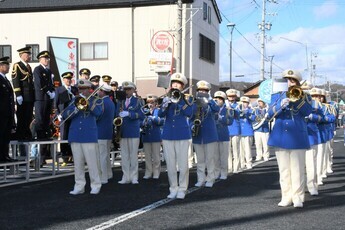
[0,2,219,95]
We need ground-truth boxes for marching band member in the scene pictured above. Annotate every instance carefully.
[158,73,193,199]
[253,98,270,161]
[226,89,241,173]
[325,90,337,174]
[54,72,78,165]
[117,81,145,185]
[97,84,115,184]
[141,94,164,179]
[213,91,233,180]
[305,87,323,196]
[239,96,255,169]
[319,89,336,181]
[63,79,103,195]
[267,69,312,208]
[191,81,219,188]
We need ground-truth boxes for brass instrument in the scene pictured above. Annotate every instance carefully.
[286,85,304,102]
[252,107,267,130]
[54,85,103,127]
[160,85,194,105]
[192,103,202,137]
[113,100,124,144]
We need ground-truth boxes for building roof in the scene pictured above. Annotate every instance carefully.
[0,0,221,23]
[0,0,191,13]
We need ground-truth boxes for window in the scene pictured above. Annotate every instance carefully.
[0,45,11,62]
[203,2,207,20]
[27,44,39,62]
[208,6,211,24]
[80,42,108,60]
[199,34,215,63]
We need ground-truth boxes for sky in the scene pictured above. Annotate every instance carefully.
[216,0,345,86]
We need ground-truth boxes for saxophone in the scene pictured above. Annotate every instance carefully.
[113,101,123,144]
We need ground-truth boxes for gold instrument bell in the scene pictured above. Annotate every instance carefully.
[287,85,304,102]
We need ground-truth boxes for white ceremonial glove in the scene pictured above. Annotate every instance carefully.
[57,114,62,121]
[16,96,23,105]
[162,97,171,104]
[49,91,55,99]
[119,111,129,118]
[281,98,290,109]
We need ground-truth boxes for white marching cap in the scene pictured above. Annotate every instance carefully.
[100,84,112,92]
[214,91,226,100]
[240,96,250,103]
[170,73,188,85]
[282,69,302,82]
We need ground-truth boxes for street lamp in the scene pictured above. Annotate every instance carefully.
[227,22,235,88]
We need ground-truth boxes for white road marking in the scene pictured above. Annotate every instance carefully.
[86,187,200,230]
[86,159,270,230]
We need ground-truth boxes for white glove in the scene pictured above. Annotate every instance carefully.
[16,96,23,105]
[162,97,171,104]
[49,91,55,99]
[57,114,62,121]
[281,98,290,109]
[119,111,129,118]
[47,91,55,99]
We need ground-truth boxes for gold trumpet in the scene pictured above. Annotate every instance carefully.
[286,85,304,102]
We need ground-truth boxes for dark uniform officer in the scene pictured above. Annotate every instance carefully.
[79,68,91,80]
[102,75,112,85]
[90,75,100,87]
[54,72,78,164]
[12,46,35,141]
[33,51,55,140]
[0,57,16,162]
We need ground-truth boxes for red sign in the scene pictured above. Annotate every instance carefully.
[154,34,170,51]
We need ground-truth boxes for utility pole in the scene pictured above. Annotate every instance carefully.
[258,0,276,80]
[227,23,235,88]
[310,52,318,86]
[176,0,183,73]
[268,55,274,79]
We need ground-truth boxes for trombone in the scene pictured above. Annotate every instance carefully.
[54,84,103,127]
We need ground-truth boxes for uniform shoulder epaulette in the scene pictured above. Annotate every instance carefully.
[11,62,30,80]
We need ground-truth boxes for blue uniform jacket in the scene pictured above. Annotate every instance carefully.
[62,96,103,143]
[228,102,241,136]
[216,104,233,142]
[306,100,323,146]
[191,99,219,144]
[97,96,115,140]
[158,96,193,140]
[142,108,164,143]
[253,107,269,133]
[267,92,313,149]
[239,107,255,137]
[115,96,145,138]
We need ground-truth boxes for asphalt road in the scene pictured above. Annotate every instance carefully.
[1,129,344,230]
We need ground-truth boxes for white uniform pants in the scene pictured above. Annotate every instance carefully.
[194,142,217,183]
[214,141,230,178]
[275,148,306,204]
[230,135,241,172]
[240,136,252,168]
[162,139,190,194]
[323,140,331,175]
[254,131,269,160]
[317,143,325,184]
[71,142,101,191]
[120,138,140,182]
[143,142,161,178]
[305,145,318,192]
[98,139,113,183]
